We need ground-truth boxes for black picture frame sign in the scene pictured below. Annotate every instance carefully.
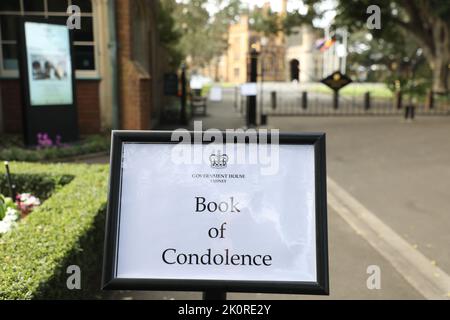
[102,131,329,295]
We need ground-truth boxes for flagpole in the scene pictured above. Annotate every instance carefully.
[323,25,329,78]
[341,28,348,74]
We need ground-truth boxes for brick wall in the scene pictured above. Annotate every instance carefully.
[116,0,165,130]
[1,79,22,133]
[76,80,101,134]
[0,79,101,134]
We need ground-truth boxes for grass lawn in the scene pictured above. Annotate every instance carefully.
[307,82,394,99]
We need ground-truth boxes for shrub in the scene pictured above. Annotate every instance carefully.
[0,172,73,201]
[0,162,109,299]
[0,135,110,162]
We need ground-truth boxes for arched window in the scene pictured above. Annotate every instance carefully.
[290,59,300,81]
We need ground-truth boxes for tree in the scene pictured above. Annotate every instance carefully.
[332,0,450,94]
[249,5,313,36]
[250,6,280,35]
[156,0,183,68]
[167,0,242,71]
[346,31,431,98]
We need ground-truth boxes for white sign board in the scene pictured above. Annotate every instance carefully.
[103,131,328,294]
[209,86,222,101]
[240,83,258,96]
[24,22,73,106]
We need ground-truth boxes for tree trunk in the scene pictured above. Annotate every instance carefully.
[399,2,449,94]
[425,15,450,94]
[431,55,449,94]
[430,19,450,94]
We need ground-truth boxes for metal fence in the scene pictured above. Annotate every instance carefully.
[259,91,450,118]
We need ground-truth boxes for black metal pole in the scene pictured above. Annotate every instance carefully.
[4,161,15,199]
[180,65,187,125]
[333,90,339,109]
[302,91,308,109]
[364,92,371,110]
[271,91,277,110]
[203,290,227,300]
[260,54,264,125]
[247,49,258,127]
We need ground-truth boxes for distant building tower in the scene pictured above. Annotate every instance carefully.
[285,25,324,82]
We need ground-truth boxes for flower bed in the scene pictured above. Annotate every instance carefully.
[0,134,110,162]
[0,193,41,234]
[0,162,108,299]
[0,195,20,234]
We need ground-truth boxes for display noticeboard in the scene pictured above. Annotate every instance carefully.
[18,18,78,145]
[102,131,329,295]
[320,71,352,92]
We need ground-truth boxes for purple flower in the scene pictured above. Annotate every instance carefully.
[55,134,62,146]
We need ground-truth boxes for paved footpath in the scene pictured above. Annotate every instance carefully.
[101,87,450,299]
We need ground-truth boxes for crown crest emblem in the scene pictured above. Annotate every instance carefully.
[209,150,229,169]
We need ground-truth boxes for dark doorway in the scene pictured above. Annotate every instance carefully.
[290,59,300,81]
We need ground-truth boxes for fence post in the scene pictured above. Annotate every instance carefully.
[302,92,308,109]
[364,92,371,110]
[271,91,277,110]
[425,90,434,110]
[333,91,339,109]
[395,91,402,109]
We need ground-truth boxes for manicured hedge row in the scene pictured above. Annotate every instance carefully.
[0,162,109,299]
[0,172,73,201]
[0,135,110,162]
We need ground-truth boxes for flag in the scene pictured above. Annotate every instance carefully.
[320,36,336,52]
[315,38,326,50]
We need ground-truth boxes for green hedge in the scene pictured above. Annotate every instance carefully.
[0,135,110,162]
[0,173,73,201]
[0,162,109,299]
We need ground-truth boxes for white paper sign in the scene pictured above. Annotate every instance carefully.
[115,143,317,283]
[240,83,257,96]
[209,86,222,101]
[25,22,73,106]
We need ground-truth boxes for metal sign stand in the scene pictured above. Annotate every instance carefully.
[4,161,15,199]
[203,290,227,300]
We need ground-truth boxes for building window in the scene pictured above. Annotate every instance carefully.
[0,0,96,76]
[234,67,239,78]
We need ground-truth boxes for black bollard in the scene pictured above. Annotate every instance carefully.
[271,91,277,110]
[364,92,371,110]
[333,91,339,109]
[302,92,308,109]
[426,90,434,110]
[395,91,402,109]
